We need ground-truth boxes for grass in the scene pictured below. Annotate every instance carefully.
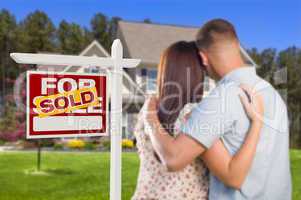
[0,150,300,200]
[291,149,301,200]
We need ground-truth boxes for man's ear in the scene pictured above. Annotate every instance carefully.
[199,51,209,67]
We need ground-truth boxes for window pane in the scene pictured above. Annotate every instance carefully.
[141,68,147,76]
[147,69,157,92]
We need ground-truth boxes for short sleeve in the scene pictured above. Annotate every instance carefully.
[180,82,241,149]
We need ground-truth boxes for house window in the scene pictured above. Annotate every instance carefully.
[84,66,106,74]
[141,68,147,76]
[146,69,157,92]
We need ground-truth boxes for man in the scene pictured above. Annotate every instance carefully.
[145,19,292,199]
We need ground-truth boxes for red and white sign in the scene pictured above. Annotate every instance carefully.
[26,71,108,139]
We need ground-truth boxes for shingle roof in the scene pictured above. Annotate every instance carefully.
[117,21,199,65]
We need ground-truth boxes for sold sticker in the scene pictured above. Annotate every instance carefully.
[33,87,99,117]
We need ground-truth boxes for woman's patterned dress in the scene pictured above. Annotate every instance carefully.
[131,103,209,200]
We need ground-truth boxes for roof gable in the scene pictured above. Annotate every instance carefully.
[80,40,109,57]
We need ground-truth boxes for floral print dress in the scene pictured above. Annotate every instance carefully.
[131,103,209,200]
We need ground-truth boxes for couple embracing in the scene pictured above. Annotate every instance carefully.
[131,19,292,200]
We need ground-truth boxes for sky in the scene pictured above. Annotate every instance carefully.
[1,0,300,50]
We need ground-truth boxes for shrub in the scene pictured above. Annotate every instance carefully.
[53,143,64,150]
[41,139,55,147]
[0,129,24,142]
[19,141,37,149]
[122,139,134,149]
[84,142,96,150]
[101,140,110,150]
[67,139,85,149]
[0,103,25,142]
[0,140,5,145]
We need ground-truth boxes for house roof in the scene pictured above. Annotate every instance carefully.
[118,21,199,66]
[117,21,257,68]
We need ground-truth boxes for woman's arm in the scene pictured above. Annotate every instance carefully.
[144,97,206,171]
[202,85,264,189]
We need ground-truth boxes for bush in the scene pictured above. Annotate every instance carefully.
[41,139,55,147]
[122,139,134,149]
[67,139,85,150]
[84,142,96,150]
[101,140,110,150]
[0,103,26,142]
[0,130,25,142]
[18,141,37,149]
[53,143,64,150]
[0,140,5,145]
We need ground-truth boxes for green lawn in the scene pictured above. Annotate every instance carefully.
[0,150,300,200]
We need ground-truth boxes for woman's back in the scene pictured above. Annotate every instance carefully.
[132,103,208,200]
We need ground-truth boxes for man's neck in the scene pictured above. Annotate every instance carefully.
[217,57,245,80]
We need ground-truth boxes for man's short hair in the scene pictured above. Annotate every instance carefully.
[196,19,238,51]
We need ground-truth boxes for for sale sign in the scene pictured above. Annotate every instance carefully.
[27,71,108,139]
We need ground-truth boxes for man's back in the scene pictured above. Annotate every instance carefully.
[181,67,292,199]
[211,68,292,199]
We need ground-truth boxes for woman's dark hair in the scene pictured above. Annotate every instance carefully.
[157,41,205,134]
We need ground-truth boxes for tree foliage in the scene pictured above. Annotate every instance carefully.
[19,10,56,52]
[57,20,91,54]
[90,13,111,50]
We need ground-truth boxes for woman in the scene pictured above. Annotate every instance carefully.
[132,41,263,200]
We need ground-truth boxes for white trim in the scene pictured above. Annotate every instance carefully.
[123,70,145,96]
[26,71,30,139]
[27,133,108,139]
[80,40,110,57]
[10,53,140,69]
[26,70,107,77]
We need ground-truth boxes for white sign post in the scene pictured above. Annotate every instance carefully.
[10,39,141,200]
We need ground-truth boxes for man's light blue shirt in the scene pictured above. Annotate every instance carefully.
[181,67,292,200]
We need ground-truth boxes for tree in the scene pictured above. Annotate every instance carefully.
[247,48,261,64]
[108,16,122,42]
[259,48,277,84]
[57,20,90,54]
[277,47,301,147]
[248,48,277,83]
[90,13,110,50]
[19,10,56,53]
[249,47,301,148]
[143,18,152,23]
[0,9,18,104]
